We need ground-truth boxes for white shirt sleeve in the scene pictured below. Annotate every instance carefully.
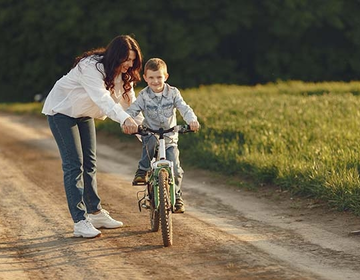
[79,61,130,125]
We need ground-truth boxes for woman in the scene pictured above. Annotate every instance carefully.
[42,35,143,238]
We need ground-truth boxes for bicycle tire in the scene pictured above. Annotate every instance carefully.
[158,168,173,247]
[149,183,160,232]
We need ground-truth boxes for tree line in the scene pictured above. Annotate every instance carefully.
[1,0,359,102]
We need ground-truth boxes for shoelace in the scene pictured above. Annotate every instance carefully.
[101,209,109,215]
[84,219,96,229]
[100,209,114,220]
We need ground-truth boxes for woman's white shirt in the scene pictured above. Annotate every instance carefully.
[42,56,135,125]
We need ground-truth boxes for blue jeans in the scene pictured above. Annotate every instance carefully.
[138,135,184,198]
[47,114,101,222]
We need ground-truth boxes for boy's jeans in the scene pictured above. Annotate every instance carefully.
[47,113,101,222]
[139,134,184,198]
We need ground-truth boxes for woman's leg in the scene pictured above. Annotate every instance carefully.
[75,117,122,229]
[78,117,101,214]
[47,114,87,222]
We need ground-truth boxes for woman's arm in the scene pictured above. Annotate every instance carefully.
[79,60,137,133]
[79,61,130,125]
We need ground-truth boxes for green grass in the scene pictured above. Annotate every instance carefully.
[3,80,360,214]
[179,81,360,214]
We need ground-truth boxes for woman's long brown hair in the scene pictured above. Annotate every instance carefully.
[73,35,143,104]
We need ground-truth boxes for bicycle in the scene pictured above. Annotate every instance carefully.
[132,124,194,247]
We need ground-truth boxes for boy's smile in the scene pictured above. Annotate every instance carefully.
[143,69,169,93]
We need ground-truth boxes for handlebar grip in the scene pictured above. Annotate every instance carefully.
[130,125,147,136]
[177,124,194,134]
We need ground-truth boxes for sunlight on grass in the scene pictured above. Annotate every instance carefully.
[3,81,360,214]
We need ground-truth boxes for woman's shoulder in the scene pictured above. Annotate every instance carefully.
[77,55,104,73]
[78,55,102,66]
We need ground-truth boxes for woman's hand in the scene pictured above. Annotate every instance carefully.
[122,117,138,134]
[189,120,200,132]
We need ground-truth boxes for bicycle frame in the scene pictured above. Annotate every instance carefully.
[150,159,176,211]
[134,125,194,247]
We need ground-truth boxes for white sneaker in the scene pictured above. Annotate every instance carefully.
[73,219,101,238]
[88,209,123,229]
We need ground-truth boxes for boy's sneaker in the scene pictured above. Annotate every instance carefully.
[132,169,148,185]
[74,219,101,238]
[174,197,185,213]
[88,209,123,229]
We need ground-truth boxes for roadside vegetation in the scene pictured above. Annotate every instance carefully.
[2,1,359,102]
[2,81,360,214]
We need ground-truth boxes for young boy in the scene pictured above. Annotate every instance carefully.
[126,58,200,213]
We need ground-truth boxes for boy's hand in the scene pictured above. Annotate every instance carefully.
[189,120,200,132]
[122,117,138,134]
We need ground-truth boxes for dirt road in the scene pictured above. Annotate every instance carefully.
[1,112,360,280]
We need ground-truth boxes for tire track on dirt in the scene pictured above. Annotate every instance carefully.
[1,112,360,280]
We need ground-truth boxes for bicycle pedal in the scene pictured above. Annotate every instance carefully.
[132,181,147,186]
[141,204,150,209]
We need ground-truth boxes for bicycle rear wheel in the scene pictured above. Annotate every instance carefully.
[149,183,160,232]
[158,169,173,247]
[150,206,160,232]
[147,182,159,232]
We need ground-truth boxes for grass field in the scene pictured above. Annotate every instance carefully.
[3,80,360,214]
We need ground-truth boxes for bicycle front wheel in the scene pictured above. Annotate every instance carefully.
[158,169,173,247]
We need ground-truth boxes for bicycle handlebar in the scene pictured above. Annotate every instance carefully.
[134,125,194,137]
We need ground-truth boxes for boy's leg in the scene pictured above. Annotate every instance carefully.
[166,146,185,213]
[133,134,157,184]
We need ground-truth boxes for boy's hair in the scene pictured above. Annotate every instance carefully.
[144,58,168,74]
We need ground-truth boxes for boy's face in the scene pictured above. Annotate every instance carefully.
[143,69,169,93]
